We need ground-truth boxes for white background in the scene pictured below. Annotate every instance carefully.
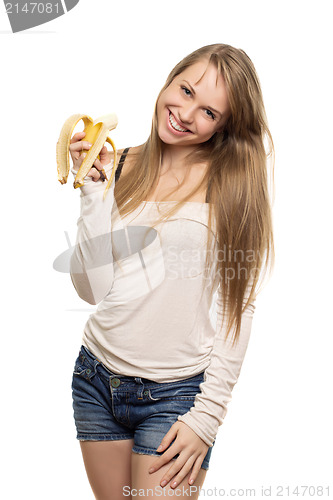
[1,0,332,498]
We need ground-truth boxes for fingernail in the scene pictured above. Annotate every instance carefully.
[189,478,194,485]
[171,481,177,488]
[88,143,92,147]
[160,480,167,487]
[148,468,155,474]
[157,445,163,451]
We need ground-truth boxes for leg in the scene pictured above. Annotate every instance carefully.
[72,346,137,498]
[79,439,134,500]
[131,452,207,499]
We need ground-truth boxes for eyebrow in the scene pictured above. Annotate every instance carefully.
[183,79,223,117]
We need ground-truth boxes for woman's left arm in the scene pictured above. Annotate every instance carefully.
[148,287,256,488]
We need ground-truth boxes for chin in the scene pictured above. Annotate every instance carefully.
[157,126,177,145]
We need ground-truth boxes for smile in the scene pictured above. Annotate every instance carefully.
[168,111,191,133]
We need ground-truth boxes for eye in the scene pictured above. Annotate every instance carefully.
[181,86,192,96]
[205,109,216,120]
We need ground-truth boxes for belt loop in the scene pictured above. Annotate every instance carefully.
[93,357,101,371]
[135,377,144,398]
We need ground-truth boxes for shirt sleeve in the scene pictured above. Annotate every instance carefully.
[69,161,116,305]
[177,285,256,447]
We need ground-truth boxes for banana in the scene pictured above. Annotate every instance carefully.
[56,113,118,200]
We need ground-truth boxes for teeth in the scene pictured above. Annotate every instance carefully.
[169,112,188,132]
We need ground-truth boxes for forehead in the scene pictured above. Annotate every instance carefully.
[176,60,229,113]
[179,59,219,83]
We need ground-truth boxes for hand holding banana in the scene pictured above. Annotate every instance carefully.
[56,113,118,200]
[69,132,110,181]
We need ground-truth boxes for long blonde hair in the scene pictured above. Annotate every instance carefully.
[114,43,275,346]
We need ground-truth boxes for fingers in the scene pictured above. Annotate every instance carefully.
[69,138,93,170]
[77,155,106,182]
[71,153,106,183]
[156,423,177,455]
[99,144,108,159]
[70,131,85,144]
[150,441,182,473]
[164,456,195,489]
[79,155,102,182]
[93,157,104,172]
[72,152,85,173]
[147,420,209,489]
[99,145,112,168]
[69,140,92,154]
[148,425,178,473]
[69,133,110,177]
[160,451,205,489]
[187,455,204,486]
[69,137,110,167]
[159,451,195,489]
[89,168,104,182]
[90,158,106,181]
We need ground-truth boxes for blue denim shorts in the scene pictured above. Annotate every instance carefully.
[71,344,215,470]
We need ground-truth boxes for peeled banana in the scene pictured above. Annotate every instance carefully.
[56,113,118,200]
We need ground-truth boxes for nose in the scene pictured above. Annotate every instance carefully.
[178,103,195,125]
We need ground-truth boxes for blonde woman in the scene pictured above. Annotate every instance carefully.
[69,43,274,499]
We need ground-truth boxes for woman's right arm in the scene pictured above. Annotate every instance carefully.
[69,132,116,305]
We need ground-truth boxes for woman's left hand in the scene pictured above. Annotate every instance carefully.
[148,421,209,488]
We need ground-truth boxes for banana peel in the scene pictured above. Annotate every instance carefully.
[56,113,118,200]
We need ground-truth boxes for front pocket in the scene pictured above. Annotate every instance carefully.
[148,380,202,402]
[148,391,197,402]
[73,366,85,376]
[72,353,97,382]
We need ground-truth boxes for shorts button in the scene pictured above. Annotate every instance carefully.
[143,390,149,396]
[86,369,91,374]
[111,378,120,388]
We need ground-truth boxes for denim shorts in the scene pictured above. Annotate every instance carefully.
[71,344,215,470]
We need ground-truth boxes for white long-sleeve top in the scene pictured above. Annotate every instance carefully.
[70,160,256,447]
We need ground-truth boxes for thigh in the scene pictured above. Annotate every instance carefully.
[80,439,134,500]
[71,346,136,499]
[131,373,215,471]
[131,453,207,499]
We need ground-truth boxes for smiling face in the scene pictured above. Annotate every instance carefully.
[156,59,230,150]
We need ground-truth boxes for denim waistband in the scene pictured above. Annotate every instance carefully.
[80,344,205,386]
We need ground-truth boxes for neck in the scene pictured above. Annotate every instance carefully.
[160,143,196,171]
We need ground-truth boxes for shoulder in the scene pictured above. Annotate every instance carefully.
[116,145,142,157]
[115,145,143,176]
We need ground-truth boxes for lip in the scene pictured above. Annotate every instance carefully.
[167,110,193,136]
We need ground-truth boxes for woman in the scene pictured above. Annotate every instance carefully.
[69,43,274,499]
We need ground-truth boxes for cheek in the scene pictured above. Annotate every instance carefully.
[162,86,182,107]
[156,96,166,122]
[158,88,170,104]
[197,119,217,137]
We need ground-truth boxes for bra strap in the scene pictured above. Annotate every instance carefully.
[115,147,130,182]
[205,178,211,203]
